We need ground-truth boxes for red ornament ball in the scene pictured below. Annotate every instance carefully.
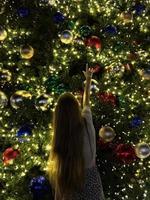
[98,92,117,107]
[84,36,102,49]
[114,144,137,164]
[3,147,20,165]
[89,64,101,73]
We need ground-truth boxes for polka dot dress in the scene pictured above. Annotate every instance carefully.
[71,165,105,200]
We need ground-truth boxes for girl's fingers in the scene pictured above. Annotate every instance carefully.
[82,71,86,77]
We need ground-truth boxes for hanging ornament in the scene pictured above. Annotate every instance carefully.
[10,90,32,109]
[98,92,117,107]
[79,25,92,37]
[139,69,150,80]
[29,176,49,198]
[135,143,150,159]
[20,45,34,59]
[0,91,8,108]
[67,20,75,30]
[35,94,52,111]
[16,125,32,143]
[0,69,12,83]
[60,30,73,44]
[114,144,137,164]
[99,126,116,142]
[131,116,143,128]
[0,27,7,41]
[18,7,30,17]
[120,12,133,23]
[89,64,101,74]
[134,4,145,15]
[45,75,68,94]
[104,25,117,36]
[53,11,65,23]
[118,96,126,107]
[84,36,102,50]
[3,147,20,165]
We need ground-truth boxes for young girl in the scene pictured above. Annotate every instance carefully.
[47,64,105,200]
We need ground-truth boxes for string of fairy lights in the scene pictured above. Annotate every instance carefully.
[0,0,149,199]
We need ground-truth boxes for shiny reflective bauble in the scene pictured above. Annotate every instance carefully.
[10,90,32,109]
[16,125,32,143]
[18,7,30,17]
[29,176,49,196]
[0,91,8,108]
[79,25,92,37]
[99,126,116,142]
[20,45,34,59]
[35,94,52,111]
[135,143,150,159]
[104,25,117,35]
[120,12,133,23]
[0,27,7,41]
[0,69,12,83]
[60,30,73,44]
[53,11,65,23]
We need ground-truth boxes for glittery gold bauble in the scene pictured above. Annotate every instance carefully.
[138,69,150,80]
[120,12,133,23]
[20,45,34,59]
[0,69,12,83]
[99,126,116,142]
[35,94,52,111]
[135,143,150,159]
[60,30,73,44]
[10,90,32,109]
[0,27,7,41]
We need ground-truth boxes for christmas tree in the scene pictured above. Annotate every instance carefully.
[0,0,150,199]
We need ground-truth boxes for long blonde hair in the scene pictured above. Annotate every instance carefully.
[46,92,85,199]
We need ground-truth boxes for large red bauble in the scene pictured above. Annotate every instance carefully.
[98,92,117,106]
[3,147,20,165]
[84,36,102,49]
[114,144,137,164]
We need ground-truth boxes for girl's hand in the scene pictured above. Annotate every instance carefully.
[83,63,94,79]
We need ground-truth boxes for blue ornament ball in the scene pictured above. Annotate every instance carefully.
[29,176,49,198]
[18,7,30,17]
[16,125,32,142]
[134,4,145,15]
[131,117,143,128]
[53,11,65,23]
[104,25,117,35]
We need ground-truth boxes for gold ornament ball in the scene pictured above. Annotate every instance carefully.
[35,94,52,111]
[99,126,116,142]
[20,45,34,59]
[10,90,32,109]
[120,12,133,23]
[135,143,150,159]
[60,30,73,44]
[0,69,12,83]
[0,28,7,41]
